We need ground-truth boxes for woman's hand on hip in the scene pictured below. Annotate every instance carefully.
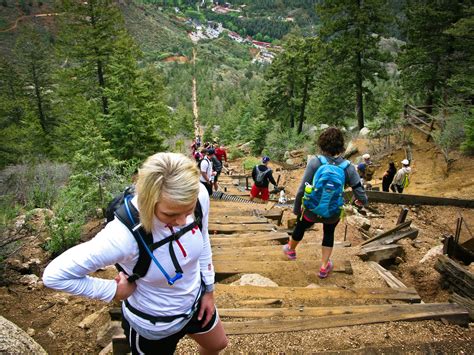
[198,292,215,327]
[114,271,137,301]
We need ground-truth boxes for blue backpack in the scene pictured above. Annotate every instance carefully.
[302,156,350,218]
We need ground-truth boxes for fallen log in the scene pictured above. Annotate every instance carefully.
[449,292,474,321]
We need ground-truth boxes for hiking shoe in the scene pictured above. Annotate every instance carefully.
[318,260,334,279]
[283,243,297,260]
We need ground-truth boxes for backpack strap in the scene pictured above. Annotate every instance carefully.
[114,196,204,283]
[114,201,152,283]
[318,155,328,165]
[339,160,350,170]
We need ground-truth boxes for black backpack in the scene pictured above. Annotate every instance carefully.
[105,187,203,283]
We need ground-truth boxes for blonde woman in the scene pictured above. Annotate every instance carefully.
[43,153,228,354]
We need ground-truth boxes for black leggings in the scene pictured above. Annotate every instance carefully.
[292,216,339,247]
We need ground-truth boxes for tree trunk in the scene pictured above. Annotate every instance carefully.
[297,74,309,134]
[356,51,364,130]
[289,84,295,129]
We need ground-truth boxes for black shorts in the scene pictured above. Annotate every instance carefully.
[214,170,221,182]
[122,303,218,355]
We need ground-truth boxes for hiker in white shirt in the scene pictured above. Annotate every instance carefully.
[43,153,227,355]
[199,148,214,196]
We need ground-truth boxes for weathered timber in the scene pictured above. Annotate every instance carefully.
[220,303,458,319]
[363,228,419,248]
[112,335,129,355]
[407,114,432,128]
[216,285,421,303]
[434,255,474,298]
[237,299,282,307]
[397,207,409,224]
[222,303,467,334]
[210,209,253,216]
[212,242,351,260]
[361,221,412,246]
[406,104,437,121]
[214,260,351,281]
[443,235,474,265]
[358,244,404,262]
[211,233,288,247]
[208,223,276,234]
[255,209,284,226]
[208,216,269,224]
[450,293,474,321]
[368,261,407,289]
[345,190,474,208]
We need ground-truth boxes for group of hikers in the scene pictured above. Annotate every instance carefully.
[191,137,228,196]
[357,154,412,194]
[42,127,413,354]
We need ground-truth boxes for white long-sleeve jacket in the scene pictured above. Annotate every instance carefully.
[43,184,214,339]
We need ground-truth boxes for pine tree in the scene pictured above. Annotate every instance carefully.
[398,0,468,110]
[13,26,55,154]
[317,0,388,130]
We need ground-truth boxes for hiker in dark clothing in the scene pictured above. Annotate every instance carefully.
[382,162,397,192]
[210,153,222,192]
[249,156,278,202]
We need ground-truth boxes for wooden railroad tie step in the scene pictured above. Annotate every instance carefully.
[208,216,269,224]
[216,284,421,303]
[208,223,276,234]
[213,260,352,281]
[111,303,468,351]
[211,232,288,246]
[212,242,351,260]
[221,303,469,334]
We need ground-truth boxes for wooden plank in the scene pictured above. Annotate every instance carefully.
[361,221,412,246]
[222,303,469,334]
[212,242,351,259]
[112,334,130,355]
[407,104,437,121]
[215,285,421,303]
[353,190,474,208]
[358,244,403,262]
[364,228,419,248]
[450,293,474,321]
[407,114,431,128]
[211,233,289,247]
[368,261,408,289]
[434,255,474,298]
[214,260,351,281]
[208,223,276,234]
[208,216,269,224]
[407,119,433,138]
[220,303,433,318]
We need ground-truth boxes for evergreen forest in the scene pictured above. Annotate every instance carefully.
[0,0,473,255]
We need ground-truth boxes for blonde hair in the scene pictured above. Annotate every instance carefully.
[136,152,200,233]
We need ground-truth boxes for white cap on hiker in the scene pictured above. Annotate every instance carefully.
[401,159,409,166]
[362,154,370,160]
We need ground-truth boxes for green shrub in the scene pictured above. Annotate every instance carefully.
[242,157,260,170]
[0,162,71,208]
[45,185,86,256]
[228,148,245,160]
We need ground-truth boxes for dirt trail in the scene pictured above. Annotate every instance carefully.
[0,13,60,33]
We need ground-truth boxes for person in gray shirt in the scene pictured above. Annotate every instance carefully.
[283,127,368,278]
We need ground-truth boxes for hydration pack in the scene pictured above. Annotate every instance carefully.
[302,156,349,218]
[105,187,203,284]
[254,165,270,185]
